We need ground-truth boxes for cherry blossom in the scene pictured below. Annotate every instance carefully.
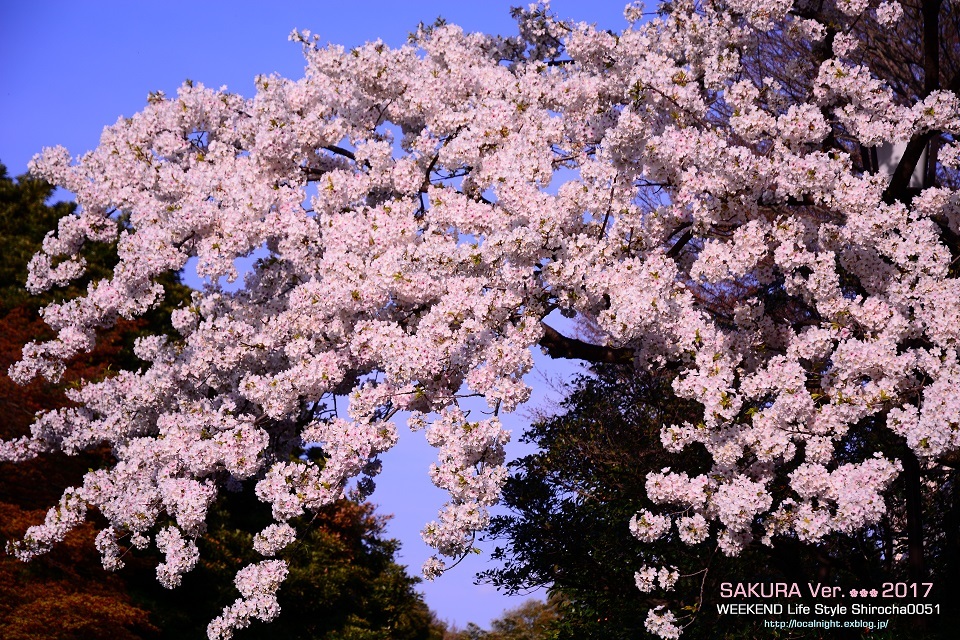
[5,1,960,637]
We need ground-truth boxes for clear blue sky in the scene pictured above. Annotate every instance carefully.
[1,0,629,628]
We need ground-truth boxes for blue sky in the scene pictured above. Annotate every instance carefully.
[1,0,632,628]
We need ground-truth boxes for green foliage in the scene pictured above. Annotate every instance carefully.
[0,164,74,308]
[485,597,560,640]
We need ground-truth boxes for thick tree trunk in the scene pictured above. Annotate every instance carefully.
[902,450,926,584]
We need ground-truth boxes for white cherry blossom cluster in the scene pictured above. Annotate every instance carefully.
[252,522,297,556]
[630,508,673,542]
[645,606,682,640]
[419,408,510,574]
[635,565,680,592]
[207,560,289,640]
[156,526,200,588]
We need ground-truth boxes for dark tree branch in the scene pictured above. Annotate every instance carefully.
[938,449,960,468]
[923,0,943,95]
[883,132,936,203]
[666,229,693,258]
[417,126,467,194]
[538,321,634,364]
[885,1,947,203]
[323,145,356,161]
[420,153,441,194]
[902,449,927,584]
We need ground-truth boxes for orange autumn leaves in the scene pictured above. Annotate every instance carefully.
[0,308,159,639]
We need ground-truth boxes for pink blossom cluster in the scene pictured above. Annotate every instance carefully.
[645,606,682,640]
[207,560,289,640]
[420,408,510,570]
[156,526,200,588]
[4,0,960,637]
[634,565,679,592]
